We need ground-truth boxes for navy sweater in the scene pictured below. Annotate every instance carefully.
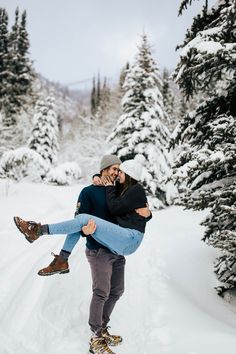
[77,185,117,250]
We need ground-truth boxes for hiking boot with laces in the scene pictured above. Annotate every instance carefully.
[14,216,42,243]
[38,253,69,276]
[101,327,122,346]
[89,336,115,354]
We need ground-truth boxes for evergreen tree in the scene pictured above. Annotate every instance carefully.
[178,96,188,119]
[172,0,236,294]
[90,74,112,121]
[107,33,177,208]
[17,10,34,95]
[98,77,111,118]
[161,68,177,132]
[0,8,34,127]
[0,8,9,121]
[3,7,20,126]
[96,72,101,109]
[90,76,96,116]
[119,62,130,94]
[178,0,206,16]
[9,9,34,115]
[28,95,59,165]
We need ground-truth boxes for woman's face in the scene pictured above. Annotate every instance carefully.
[118,170,126,184]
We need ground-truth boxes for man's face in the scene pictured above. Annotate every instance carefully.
[102,164,120,182]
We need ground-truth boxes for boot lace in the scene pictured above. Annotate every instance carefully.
[27,221,41,236]
[49,253,58,266]
[102,326,122,344]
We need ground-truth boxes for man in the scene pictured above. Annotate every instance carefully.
[38,155,150,354]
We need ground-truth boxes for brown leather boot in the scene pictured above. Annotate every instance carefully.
[14,216,42,243]
[38,253,69,276]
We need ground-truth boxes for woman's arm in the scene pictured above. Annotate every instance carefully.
[135,204,152,220]
[106,184,147,216]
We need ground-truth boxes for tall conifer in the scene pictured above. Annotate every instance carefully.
[0,8,9,123]
[108,34,177,208]
[90,76,96,116]
[28,95,59,165]
[172,0,236,294]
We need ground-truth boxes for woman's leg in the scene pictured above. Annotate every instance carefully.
[48,214,143,255]
[61,232,81,253]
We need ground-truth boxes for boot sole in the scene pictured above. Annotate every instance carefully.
[88,347,117,353]
[13,217,34,243]
[38,269,70,276]
[88,339,121,353]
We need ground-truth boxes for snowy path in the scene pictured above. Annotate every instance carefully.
[1,181,236,354]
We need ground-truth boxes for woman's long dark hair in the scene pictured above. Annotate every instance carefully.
[117,174,137,196]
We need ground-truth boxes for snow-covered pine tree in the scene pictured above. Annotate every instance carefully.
[3,7,20,127]
[28,95,59,165]
[161,68,177,132]
[90,74,112,123]
[96,77,111,122]
[178,0,198,16]
[16,10,34,95]
[0,8,34,128]
[119,62,130,95]
[90,76,96,116]
[96,72,101,109]
[7,9,34,119]
[107,33,177,208]
[0,8,10,124]
[101,77,111,109]
[172,0,236,294]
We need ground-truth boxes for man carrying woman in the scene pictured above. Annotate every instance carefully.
[14,154,151,354]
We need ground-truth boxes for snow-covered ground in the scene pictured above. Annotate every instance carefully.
[1,180,236,354]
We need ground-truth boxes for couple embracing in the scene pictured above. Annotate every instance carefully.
[14,154,152,354]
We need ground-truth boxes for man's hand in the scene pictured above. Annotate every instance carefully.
[82,219,97,235]
[135,203,151,218]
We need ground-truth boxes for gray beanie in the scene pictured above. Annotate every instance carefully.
[100,155,121,171]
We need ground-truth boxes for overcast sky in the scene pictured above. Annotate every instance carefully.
[2,0,216,88]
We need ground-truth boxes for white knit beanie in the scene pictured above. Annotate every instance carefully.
[119,155,145,181]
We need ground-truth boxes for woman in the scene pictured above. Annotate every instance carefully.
[14,159,152,256]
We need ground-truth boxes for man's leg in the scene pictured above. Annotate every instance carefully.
[102,255,125,327]
[101,255,125,346]
[86,248,116,336]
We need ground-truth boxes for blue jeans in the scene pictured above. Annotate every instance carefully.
[48,214,144,256]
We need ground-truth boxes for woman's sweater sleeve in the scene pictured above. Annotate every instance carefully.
[106,184,147,216]
[105,186,132,215]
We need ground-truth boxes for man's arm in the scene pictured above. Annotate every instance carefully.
[75,188,92,215]
[75,188,94,236]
